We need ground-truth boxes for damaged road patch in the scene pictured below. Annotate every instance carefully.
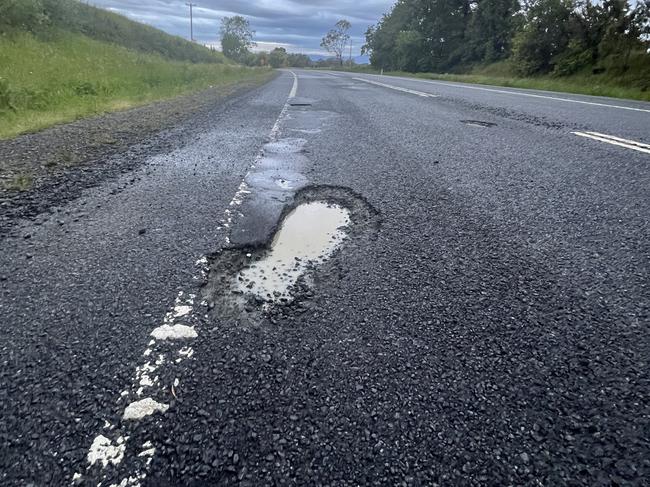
[236,201,350,302]
[202,185,380,321]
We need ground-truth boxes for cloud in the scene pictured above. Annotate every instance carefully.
[90,0,395,55]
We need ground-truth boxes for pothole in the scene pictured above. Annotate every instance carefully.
[288,97,314,106]
[236,201,350,302]
[202,185,380,322]
[460,120,497,127]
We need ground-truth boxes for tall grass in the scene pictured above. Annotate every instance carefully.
[0,0,226,64]
[0,31,270,139]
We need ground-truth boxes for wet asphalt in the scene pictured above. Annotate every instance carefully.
[1,70,649,486]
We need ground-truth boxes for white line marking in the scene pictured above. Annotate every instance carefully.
[80,69,300,486]
[87,435,126,468]
[352,77,438,98]
[572,131,650,154]
[359,74,650,113]
[582,131,650,150]
[289,70,298,98]
[150,324,198,340]
[123,398,169,421]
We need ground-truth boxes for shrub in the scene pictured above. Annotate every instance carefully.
[0,79,17,114]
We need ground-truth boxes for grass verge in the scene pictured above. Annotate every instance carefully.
[0,31,271,139]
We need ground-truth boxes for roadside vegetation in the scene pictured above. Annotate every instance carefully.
[321,57,650,101]
[359,0,650,101]
[0,0,270,139]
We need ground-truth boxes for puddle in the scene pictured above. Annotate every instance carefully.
[460,120,497,127]
[203,185,380,322]
[235,201,350,302]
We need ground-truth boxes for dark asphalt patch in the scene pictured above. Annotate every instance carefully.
[202,185,380,325]
[460,120,497,127]
[288,97,314,107]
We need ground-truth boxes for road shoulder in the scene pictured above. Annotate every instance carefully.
[0,73,277,237]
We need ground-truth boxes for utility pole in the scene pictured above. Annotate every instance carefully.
[185,3,197,42]
[349,40,352,66]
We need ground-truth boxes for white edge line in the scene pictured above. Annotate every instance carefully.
[572,131,650,154]
[352,73,650,113]
[352,77,438,98]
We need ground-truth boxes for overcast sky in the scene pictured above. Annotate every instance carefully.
[89,0,395,56]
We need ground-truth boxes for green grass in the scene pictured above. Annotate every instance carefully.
[0,31,271,139]
[321,57,650,102]
[3,171,34,191]
[0,0,227,64]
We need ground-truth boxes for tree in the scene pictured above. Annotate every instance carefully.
[511,0,575,75]
[269,47,288,68]
[220,16,255,63]
[286,53,312,67]
[464,0,521,63]
[363,1,419,70]
[321,19,351,65]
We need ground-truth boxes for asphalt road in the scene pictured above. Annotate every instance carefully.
[1,70,648,486]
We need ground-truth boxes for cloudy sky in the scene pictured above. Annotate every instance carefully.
[89,0,395,56]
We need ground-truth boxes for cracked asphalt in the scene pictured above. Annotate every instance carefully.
[1,70,648,486]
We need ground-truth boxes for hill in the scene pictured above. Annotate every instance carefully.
[0,0,226,63]
[0,0,270,139]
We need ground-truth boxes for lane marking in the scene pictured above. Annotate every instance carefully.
[357,74,650,113]
[123,398,170,421]
[572,131,650,154]
[289,70,298,98]
[352,77,438,98]
[220,70,298,240]
[76,69,300,487]
[580,131,650,150]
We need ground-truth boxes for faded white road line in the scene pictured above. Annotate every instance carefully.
[75,70,300,487]
[288,69,298,98]
[352,77,438,98]
[572,131,650,154]
[358,74,650,113]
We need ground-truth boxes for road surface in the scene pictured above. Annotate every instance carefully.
[1,70,648,486]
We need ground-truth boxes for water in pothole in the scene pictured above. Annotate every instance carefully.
[236,201,350,302]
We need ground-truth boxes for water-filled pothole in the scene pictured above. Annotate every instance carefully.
[236,201,350,302]
[202,185,380,323]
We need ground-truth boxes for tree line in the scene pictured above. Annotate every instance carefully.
[362,0,650,76]
[219,16,312,68]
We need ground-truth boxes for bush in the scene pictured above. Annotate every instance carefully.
[0,0,48,33]
[0,79,17,114]
[552,40,593,76]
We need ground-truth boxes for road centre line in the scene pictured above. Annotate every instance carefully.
[579,131,650,149]
[362,74,650,113]
[76,70,300,487]
[572,131,650,154]
[352,77,438,98]
[289,70,298,98]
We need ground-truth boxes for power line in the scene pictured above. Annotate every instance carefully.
[185,3,197,42]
